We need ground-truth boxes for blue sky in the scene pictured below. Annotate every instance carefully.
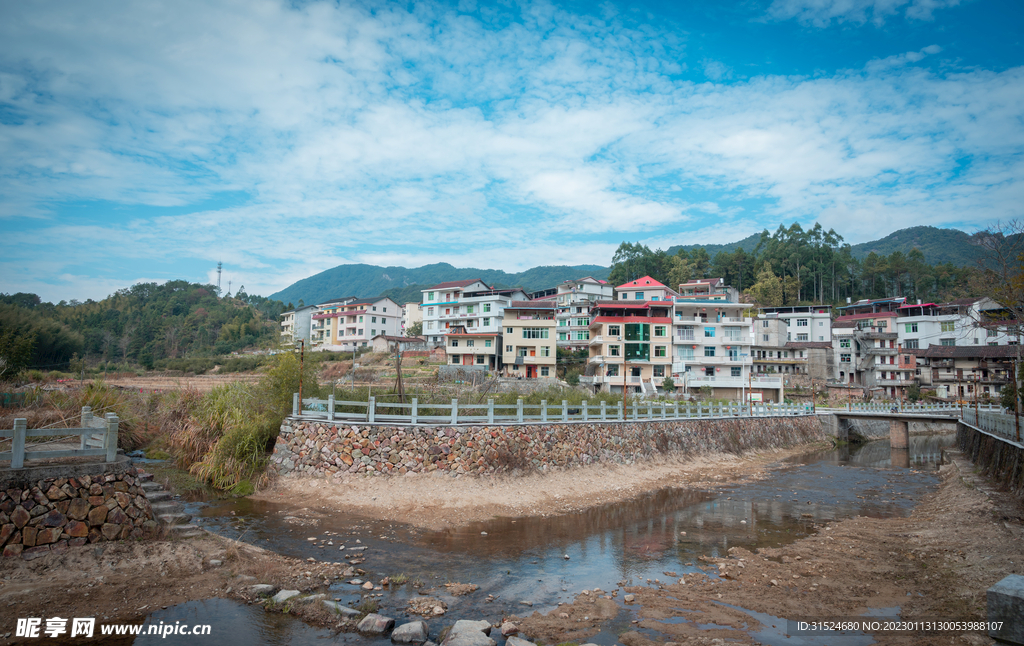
[1,0,1022,302]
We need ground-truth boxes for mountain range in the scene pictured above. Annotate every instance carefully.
[269,226,986,306]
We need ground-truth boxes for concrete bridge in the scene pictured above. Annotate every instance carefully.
[818,408,963,448]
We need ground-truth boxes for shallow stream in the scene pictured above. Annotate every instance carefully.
[135,434,955,645]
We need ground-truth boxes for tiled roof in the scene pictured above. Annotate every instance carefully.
[428,279,488,290]
[509,300,555,308]
[923,345,1021,359]
[616,276,668,290]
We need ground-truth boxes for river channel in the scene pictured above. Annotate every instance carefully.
[132,434,954,645]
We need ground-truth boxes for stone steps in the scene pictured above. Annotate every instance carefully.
[135,470,201,539]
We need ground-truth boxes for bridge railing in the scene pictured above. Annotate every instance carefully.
[819,402,1002,414]
[962,408,1023,443]
[292,394,814,425]
[0,406,119,469]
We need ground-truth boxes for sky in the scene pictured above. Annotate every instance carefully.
[1,0,1022,303]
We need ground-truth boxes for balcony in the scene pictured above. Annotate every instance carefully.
[875,378,913,386]
[511,355,554,365]
[684,375,782,389]
[855,330,897,340]
[865,346,898,355]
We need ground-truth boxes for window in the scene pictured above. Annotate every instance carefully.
[358,329,363,335]
[762,334,769,342]
[574,330,590,341]
[428,307,434,316]
[507,327,513,334]
[840,339,850,348]
[373,306,377,312]
[476,355,485,364]
[704,347,715,357]
[654,325,666,337]
[467,340,475,347]
[371,317,377,323]
[940,338,955,346]
[428,292,435,301]
[609,345,621,356]
[371,329,376,336]
[427,321,435,329]
[840,354,851,363]
[704,326,715,338]
[522,328,549,339]
[625,343,649,360]
[558,332,567,341]
[483,318,490,326]
[635,292,644,300]
[905,323,918,333]
[987,328,997,337]
[572,318,590,327]
[819,321,824,326]
[653,365,665,377]
[607,325,621,337]
[466,305,475,314]
[540,346,550,357]
[624,323,649,341]
[905,339,919,349]
[518,348,528,357]
[762,320,769,328]
[541,367,549,376]
[797,319,808,327]
[797,333,808,341]
[607,365,619,376]
[655,346,667,357]
[506,345,512,352]
[731,367,741,377]
[485,339,492,347]
[451,340,459,347]
[359,316,364,323]
[483,303,491,313]
[383,307,387,312]
[940,321,955,332]
[451,356,460,364]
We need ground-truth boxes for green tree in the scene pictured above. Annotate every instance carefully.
[661,376,675,392]
[406,321,423,337]
[748,263,783,306]
[565,370,581,386]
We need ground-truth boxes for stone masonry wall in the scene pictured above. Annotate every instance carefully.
[271,415,826,478]
[0,466,158,560]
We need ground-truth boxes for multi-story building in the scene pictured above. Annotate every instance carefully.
[758,305,833,343]
[917,345,1018,400]
[310,296,359,346]
[672,301,782,401]
[615,276,678,301]
[312,296,401,351]
[554,277,614,350]
[421,280,528,347]
[501,301,557,379]
[676,278,739,302]
[279,304,319,346]
[896,297,1017,349]
[585,300,674,395]
[401,302,423,335]
[446,326,502,371]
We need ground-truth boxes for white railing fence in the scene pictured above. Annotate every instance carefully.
[962,408,1023,443]
[818,402,1002,414]
[1,406,119,469]
[292,393,813,425]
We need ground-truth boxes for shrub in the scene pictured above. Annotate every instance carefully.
[564,370,580,386]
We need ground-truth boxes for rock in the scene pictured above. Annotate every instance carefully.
[348,579,364,585]
[357,613,395,636]
[22,545,51,561]
[209,559,223,567]
[500,622,518,637]
[87,506,108,527]
[432,606,445,616]
[321,600,360,618]
[67,498,90,521]
[3,544,24,557]
[506,638,536,646]
[10,506,29,529]
[362,581,374,590]
[107,507,128,525]
[441,620,495,646]
[519,600,533,607]
[101,523,121,541]
[272,590,300,604]
[624,594,635,603]
[392,620,429,644]
[295,594,325,603]
[35,527,61,545]
[250,584,276,596]
[0,523,14,545]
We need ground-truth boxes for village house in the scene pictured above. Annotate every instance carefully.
[585,300,673,395]
[554,277,613,350]
[311,296,401,351]
[501,301,557,379]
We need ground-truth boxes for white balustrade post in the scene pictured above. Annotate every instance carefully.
[562,400,568,422]
[674,402,679,418]
[80,406,92,450]
[451,398,458,425]
[411,398,418,425]
[617,401,624,421]
[541,400,548,423]
[518,399,524,423]
[328,395,335,422]
[647,403,653,419]
[293,393,300,416]
[104,413,119,462]
[583,400,589,422]
[11,418,26,469]
[368,397,376,423]
[488,399,494,424]
[601,401,607,421]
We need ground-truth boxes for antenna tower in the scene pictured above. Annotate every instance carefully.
[217,261,223,294]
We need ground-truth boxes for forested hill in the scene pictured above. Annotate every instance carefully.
[0,281,283,373]
[269,263,611,307]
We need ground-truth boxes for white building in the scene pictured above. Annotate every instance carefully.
[312,296,401,351]
[401,302,423,335]
[895,297,1017,350]
[758,305,833,343]
[616,275,678,302]
[555,276,614,350]
[279,304,319,346]
[421,279,529,348]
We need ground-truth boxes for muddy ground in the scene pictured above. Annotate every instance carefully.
[512,450,1024,646]
[252,445,830,531]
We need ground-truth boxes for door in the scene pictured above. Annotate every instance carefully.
[462,355,473,366]
[527,366,536,379]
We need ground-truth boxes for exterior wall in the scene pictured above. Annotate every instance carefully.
[447,334,500,370]
[672,302,766,398]
[280,306,318,345]
[502,309,557,379]
[588,316,673,393]
[555,279,613,350]
[752,319,795,374]
[271,415,826,478]
[615,276,676,302]
[0,466,158,559]
[421,281,490,346]
[315,298,400,351]
[401,304,423,334]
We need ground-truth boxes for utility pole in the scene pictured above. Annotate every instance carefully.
[393,340,406,404]
[298,339,304,411]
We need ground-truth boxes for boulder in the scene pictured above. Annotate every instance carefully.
[321,600,360,618]
[500,622,519,637]
[271,590,300,604]
[250,584,276,596]
[506,638,536,646]
[67,498,90,521]
[100,523,121,541]
[87,506,108,527]
[357,613,396,636]
[392,620,428,644]
[10,506,29,529]
[441,620,495,646]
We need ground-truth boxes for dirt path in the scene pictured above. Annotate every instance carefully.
[513,450,1024,646]
[253,443,833,531]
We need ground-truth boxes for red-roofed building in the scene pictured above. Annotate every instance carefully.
[555,277,614,351]
[585,301,674,394]
[677,278,739,302]
[615,276,678,302]
[312,296,401,351]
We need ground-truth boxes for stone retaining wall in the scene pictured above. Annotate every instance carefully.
[0,465,158,559]
[958,422,1024,497]
[271,415,826,478]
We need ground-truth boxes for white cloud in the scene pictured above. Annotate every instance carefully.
[766,0,961,26]
[0,0,1019,301]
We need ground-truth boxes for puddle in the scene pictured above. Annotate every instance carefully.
[173,435,951,644]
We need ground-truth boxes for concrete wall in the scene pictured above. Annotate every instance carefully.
[0,459,158,559]
[958,422,1024,497]
[271,415,826,478]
